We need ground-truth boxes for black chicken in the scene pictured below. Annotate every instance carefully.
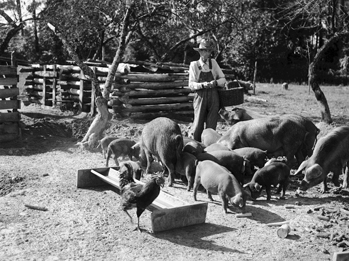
[119,163,165,232]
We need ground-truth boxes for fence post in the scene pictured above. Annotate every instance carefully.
[52,64,57,108]
[42,65,46,106]
[90,67,96,115]
[79,69,84,112]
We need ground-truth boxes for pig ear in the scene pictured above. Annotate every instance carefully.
[293,160,308,176]
[132,142,140,149]
[305,164,323,181]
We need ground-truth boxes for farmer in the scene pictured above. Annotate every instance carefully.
[188,39,226,142]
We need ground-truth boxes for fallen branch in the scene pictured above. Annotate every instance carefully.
[24,204,48,211]
[245,96,267,103]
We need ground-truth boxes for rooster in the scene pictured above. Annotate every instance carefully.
[119,163,165,232]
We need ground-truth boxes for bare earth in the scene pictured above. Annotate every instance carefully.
[1,84,349,261]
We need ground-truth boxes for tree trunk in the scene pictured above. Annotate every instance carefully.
[103,6,133,100]
[47,23,110,149]
[307,33,349,123]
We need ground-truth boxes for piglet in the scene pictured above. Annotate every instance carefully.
[175,152,198,191]
[98,135,118,159]
[204,143,231,153]
[244,161,290,201]
[105,138,140,167]
[119,160,143,180]
[234,147,268,170]
[196,150,251,185]
[201,128,222,147]
[193,160,247,213]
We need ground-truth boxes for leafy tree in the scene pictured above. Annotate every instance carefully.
[279,0,349,123]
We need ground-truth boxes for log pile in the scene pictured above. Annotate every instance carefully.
[0,65,21,142]
[20,60,241,120]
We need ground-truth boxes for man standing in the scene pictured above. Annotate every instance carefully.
[188,39,226,142]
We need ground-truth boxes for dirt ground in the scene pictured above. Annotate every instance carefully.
[1,84,349,261]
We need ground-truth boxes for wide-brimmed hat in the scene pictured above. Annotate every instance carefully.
[193,39,214,51]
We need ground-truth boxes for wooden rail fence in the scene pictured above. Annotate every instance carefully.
[0,65,21,142]
[20,61,239,120]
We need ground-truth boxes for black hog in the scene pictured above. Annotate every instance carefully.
[243,161,290,201]
[193,160,247,213]
[106,138,140,167]
[140,117,184,186]
[294,126,349,192]
[196,150,251,184]
[175,152,198,191]
[119,160,143,180]
[201,128,222,147]
[183,137,206,157]
[234,147,268,170]
[98,135,118,159]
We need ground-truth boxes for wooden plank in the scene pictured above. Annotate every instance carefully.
[42,65,46,105]
[151,203,207,233]
[76,167,114,188]
[126,96,192,105]
[33,71,58,78]
[0,112,20,122]
[19,67,34,73]
[0,65,17,75]
[0,100,20,110]
[120,102,193,113]
[115,74,185,82]
[0,77,17,85]
[0,88,19,98]
[112,88,192,98]
[116,81,188,90]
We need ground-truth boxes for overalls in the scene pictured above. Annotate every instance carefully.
[192,59,220,142]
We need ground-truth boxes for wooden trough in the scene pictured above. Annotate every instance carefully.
[76,167,208,233]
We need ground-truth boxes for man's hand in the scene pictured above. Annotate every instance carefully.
[202,80,217,89]
[210,80,217,88]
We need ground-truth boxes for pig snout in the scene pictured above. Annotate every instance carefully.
[298,179,310,191]
[231,193,246,210]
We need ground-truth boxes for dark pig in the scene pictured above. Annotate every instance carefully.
[234,147,268,170]
[98,135,118,159]
[119,160,143,180]
[140,117,184,186]
[193,160,247,213]
[196,150,252,185]
[183,138,206,157]
[105,138,140,167]
[175,152,198,191]
[243,161,290,201]
[204,143,231,153]
[294,126,349,192]
[201,128,222,147]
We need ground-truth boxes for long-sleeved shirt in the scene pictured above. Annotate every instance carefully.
[188,58,226,91]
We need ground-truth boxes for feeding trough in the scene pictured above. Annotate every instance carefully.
[76,167,208,232]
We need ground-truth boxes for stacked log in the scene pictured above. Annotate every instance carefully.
[0,65,20,142]
[111,70,194,119]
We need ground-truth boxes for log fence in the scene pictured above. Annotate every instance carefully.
[0,64,21,142]
[20,61,241,120]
